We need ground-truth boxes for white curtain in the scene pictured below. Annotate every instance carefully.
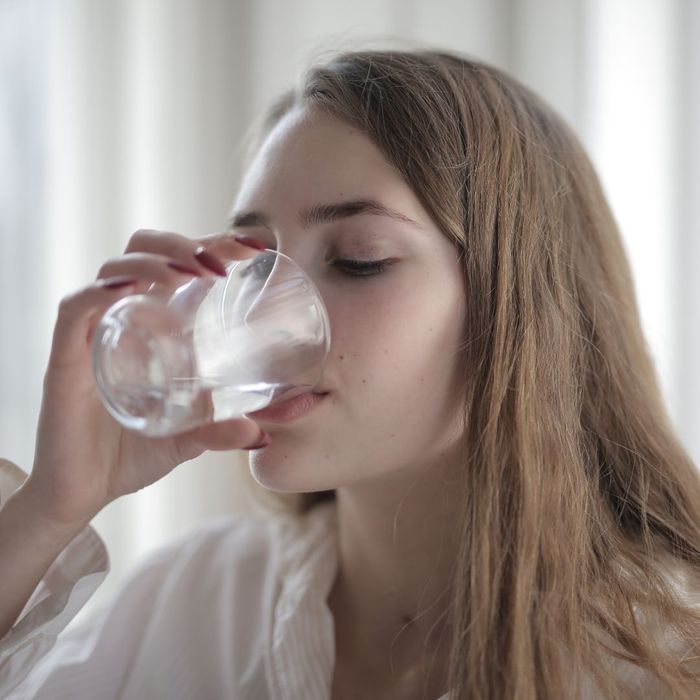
[1,0,698,630]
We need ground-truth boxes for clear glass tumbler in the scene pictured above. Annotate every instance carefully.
[91,249,330,436]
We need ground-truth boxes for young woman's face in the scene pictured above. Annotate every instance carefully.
[230,106,466,494]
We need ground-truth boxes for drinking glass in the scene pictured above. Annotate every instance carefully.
[91,249,330,436]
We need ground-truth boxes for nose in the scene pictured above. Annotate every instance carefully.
[236,234,331,322]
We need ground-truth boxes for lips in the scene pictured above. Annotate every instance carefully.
[246,391,328,423]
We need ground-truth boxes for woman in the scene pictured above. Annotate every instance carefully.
[1,48,700,699]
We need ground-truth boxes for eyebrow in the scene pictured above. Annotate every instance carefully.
[226,198,423,231]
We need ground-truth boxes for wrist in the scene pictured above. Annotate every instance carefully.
[4,481,93,550]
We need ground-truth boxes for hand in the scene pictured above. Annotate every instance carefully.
[23,229,269,528]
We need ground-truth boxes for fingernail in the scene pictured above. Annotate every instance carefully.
[167,261,202,276]
[234,235,267,251]
[242,430,272,450]
[101,277,137,289]
[193,246,227,276]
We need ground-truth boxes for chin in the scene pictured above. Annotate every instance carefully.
[248,446,308,493]
[248,449,332,494]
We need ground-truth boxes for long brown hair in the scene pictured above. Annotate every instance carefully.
[238,48,700,698]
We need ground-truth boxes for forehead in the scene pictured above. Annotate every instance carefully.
[233,106,423,220]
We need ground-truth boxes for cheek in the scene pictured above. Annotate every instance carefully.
[332,278,463,420]
[248,276,466,492]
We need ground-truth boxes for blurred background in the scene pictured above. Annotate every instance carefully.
[1,0,698,630]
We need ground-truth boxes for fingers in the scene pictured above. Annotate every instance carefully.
[48,276,141,368]
[92,228,266,296]
[48,228,266,377]
[194,230,268,262]
[173,417,272,459]
[97,251,206,285]
[120,229,262,278]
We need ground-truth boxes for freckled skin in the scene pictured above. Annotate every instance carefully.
[234,105,466,494]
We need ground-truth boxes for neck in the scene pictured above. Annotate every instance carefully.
[327,453,462,694]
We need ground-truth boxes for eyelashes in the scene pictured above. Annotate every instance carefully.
[240,252,393,280]
[332,258,393,277]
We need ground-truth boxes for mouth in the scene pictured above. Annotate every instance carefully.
[246,390,329,423]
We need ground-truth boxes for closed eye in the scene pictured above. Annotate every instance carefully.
[332,258,393,277]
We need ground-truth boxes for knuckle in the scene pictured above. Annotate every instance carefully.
[57,290,79,314]
[126,228,157,251]
[96,256,121,277]
[132,228,155,239]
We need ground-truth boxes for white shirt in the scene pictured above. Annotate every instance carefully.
[0,457,693,699]
[0,458,451,699]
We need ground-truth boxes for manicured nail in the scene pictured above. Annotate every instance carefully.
[193,246,228,276]
[242,430,272,450]
[234,235,267,251]
[100,276,137,289]
[167,261,202,276]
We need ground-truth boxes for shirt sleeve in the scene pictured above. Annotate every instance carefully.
[0,458,109,697]
[0,458,251,700]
